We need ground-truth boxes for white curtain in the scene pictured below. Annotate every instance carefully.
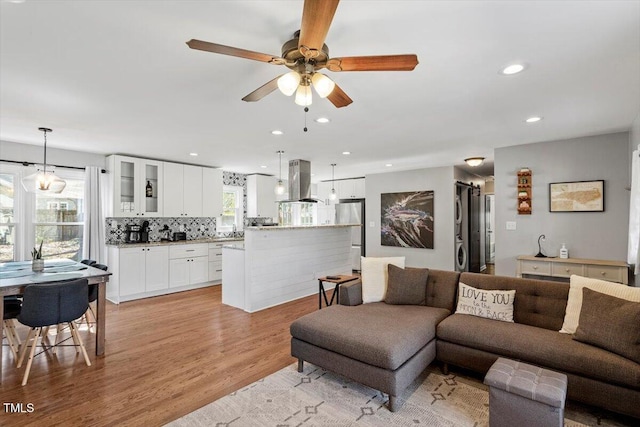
[629,145,640,275]
[83,166,106,264]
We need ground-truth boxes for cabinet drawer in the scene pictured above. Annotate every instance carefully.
[585,265,624,283]
[551,262,584,278]
[209,261,222,281]
[209,248,223,259]
[520,260,551,276]
[169,244,208,259]
[209,242,225,249]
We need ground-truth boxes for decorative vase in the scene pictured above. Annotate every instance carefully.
[32,259,44,272]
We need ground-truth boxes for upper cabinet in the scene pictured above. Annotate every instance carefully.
[107,155,164,217]
[247,174,277,219]
[164,162,203,217]
[107,155,222,219]
[336,178,365,200]
[202,167,223,218]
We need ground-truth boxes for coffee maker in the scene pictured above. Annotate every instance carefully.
[125,224,142,243]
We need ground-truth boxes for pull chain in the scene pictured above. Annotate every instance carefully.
[303,107,309,132]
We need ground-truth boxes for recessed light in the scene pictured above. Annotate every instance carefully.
[385,163,393,167]
[316,117,330,124]
[189,152,198,157]
[260,165,267,169]
[525,116,542,123]
[271,130,284,135]
[501,63,526,75]
[342,151,351,155]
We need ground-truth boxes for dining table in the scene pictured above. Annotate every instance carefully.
[0,259,111,382]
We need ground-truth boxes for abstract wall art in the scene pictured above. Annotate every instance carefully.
[381,191,434,249]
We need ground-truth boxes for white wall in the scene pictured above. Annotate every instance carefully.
[365,166,455,269]
[1,140,106,169]
[495,132,630,277]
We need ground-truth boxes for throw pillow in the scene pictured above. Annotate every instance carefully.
[360,256,405,303]
[384,265,429,305]
[559,275,640,334]
[573,288,640,364]
[455,282,516,322]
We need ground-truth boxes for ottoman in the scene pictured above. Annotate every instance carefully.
[484,358,568,427]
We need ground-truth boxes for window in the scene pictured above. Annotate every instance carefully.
[0,171,17,262]
[219,185,243,232]
[33,173,85,261]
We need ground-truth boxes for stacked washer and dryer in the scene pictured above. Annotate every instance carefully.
[455,182,482,272]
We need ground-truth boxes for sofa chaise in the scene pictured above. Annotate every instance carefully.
[290,268,640,418]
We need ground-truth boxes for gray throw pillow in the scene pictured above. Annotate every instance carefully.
[384,264,428,305]
[573,288,640,364]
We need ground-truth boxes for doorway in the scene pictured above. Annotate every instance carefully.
[485,194,495,273]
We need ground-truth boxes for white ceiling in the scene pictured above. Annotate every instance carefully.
[1,0,638,182]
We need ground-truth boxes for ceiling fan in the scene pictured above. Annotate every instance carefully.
[186,0,418,108]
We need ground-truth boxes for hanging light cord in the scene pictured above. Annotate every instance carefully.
[303,107,309,132]
[42,128,49,175]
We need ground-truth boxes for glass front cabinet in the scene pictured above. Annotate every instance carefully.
[108,155,163,217]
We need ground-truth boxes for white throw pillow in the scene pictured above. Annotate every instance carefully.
[559,275,640,334]
[455,282,516,322]
[360,256,405,303]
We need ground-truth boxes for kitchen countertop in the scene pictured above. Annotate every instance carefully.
[107,237,244,248]
[245,224,361,231]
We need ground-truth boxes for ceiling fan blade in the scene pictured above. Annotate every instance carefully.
[298,0,340,54]
[326,54,418,72]
[186,39,284,64]
[327,83,353,108]
[241,76,282,102]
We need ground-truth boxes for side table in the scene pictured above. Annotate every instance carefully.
[318,275,359,309]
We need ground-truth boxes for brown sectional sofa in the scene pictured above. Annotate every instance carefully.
[290,269,640,418]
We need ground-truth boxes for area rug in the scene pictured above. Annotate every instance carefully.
[167,363,627,427]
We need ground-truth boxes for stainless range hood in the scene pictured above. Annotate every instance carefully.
[284,159,318,203]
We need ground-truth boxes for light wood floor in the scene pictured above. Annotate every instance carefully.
[1,285,318,426]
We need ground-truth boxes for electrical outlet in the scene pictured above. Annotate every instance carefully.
[506,221,517,231]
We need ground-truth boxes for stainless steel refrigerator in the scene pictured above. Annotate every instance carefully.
[335,199,365,271]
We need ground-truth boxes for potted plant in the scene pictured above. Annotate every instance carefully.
[31,241,44,272]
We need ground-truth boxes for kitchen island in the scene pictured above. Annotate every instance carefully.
[222,224,358,312]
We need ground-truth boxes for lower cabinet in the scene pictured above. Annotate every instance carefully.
[169,244,208,288]
[107,240,244,303]
[117,246,169,297]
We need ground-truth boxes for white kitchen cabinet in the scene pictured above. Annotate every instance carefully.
[247,174,277,219]
[117,246,169,296]
[107,155,164,217]
[169,244,209,288]
[163,162,204,217]
[336,178,365,199]
[202,167,223,217]
[317,181,336,205]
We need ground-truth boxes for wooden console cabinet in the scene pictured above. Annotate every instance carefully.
[516,255,629,284]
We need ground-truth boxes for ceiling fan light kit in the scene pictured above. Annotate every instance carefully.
[186,0,418,109]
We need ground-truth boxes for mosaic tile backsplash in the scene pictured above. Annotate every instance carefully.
[105,217,230,244]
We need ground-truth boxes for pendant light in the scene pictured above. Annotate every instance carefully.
[22,127,67,193]
[329,163,337,201]
[274,150,286,195]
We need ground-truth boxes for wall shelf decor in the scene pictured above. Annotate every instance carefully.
[517,168,532,215]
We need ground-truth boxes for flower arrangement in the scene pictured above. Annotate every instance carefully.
[31,241,43,260]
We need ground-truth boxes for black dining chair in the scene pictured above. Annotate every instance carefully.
[16,278,91,386]
[3,296,22,362]
[82,263,108,331]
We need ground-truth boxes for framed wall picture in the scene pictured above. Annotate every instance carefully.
[381,191,434,248]
[549,180,604,212]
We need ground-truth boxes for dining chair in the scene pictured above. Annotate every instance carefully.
[82,263,108,331]
[3,296,22,362]
[16,278,91,386]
